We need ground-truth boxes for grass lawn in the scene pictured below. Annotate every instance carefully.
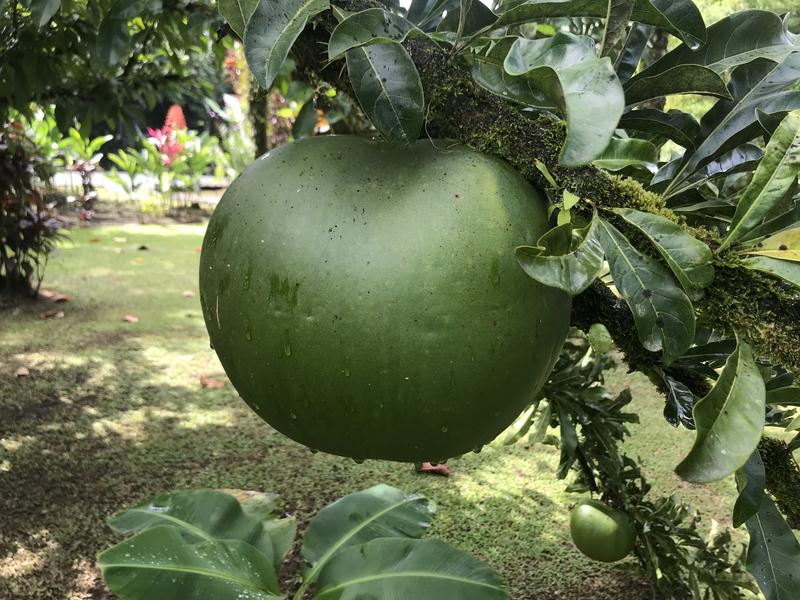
[0,223,743,600]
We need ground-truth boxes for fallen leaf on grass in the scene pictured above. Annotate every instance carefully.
[132,257,145,265]
[199,375,226,389]
[41,310,65,320]
[39,289,56,299]
[113,237,127,243]
[415,462,450,477]
[40,290,72,302]
[15,367,30,378]
[182,290,195,298]
[122,315,139,323]
[113,248,124,254]
[89,237,101,243]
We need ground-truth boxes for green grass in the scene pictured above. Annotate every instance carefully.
[0,224,741,600]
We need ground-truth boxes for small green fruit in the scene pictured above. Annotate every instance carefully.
[570,499,636,563]
[200,136,570,462]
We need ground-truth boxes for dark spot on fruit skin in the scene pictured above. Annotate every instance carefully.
[780,244,789,251]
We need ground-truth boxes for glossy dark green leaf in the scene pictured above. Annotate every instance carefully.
[662,372,695,429]
[292,99,317,139]
[314,538,508,599]
[720,110,800,251]
[615,22,651,83]
[613,208,714,299]
[554,400,578,479]
[596,219,695,363]
[495,0,705,48]
[733,450,765,528]
[767,386,800,406]
[218,0,259,38]
[94,15,131,69]
[99,526,283,600]
[743,256,800,289]
[516,217,605,295]
[345,43,425,144]
[437,0,497,35]
[301,484,435,587]
[244,0,330,88]
[470,32,623,165]
[738,202,800,244]
[107,490,278,562]
[675,339,765,484]
[619,108,699,150]
[623,64,730,105]
[328,8,422,60]
[666,53,800,194]
[593,138,657,172]
[632,10,797,81]
[744,496,800,600]
[30,0,61,28]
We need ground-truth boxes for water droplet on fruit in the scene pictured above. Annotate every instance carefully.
[440,426,448,433]
[283,343,292,357]
[245,327,252,342]
[309,447,319,454]
[352,457,365,465]
[344,368,351,377]
[473,445,483,454]
[290,412,297,420]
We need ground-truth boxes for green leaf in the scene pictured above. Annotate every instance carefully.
[529,401,552,444]
[745,228,800,262]
[262,517,297,567]
[666,53,800,194]
[30,0,61,28]
[99,526,283,600]
[470,32,624,165]
[743,256,800,289]
[744,496,800,600]
[107,490,278,562]
[94,17,131,69]
[588,323,613,354]
[733,450,765,528]
[328,9,422,60]
[503,402,538,445]
[345,43,425,144]
[675,338,766,484]
[623,64,730,106]
[596,219,695,363]
[292,99,318,139]
[613,208,714,299]
[662,372,695,429]
[244,0,330,89]
[515,216,605,296]
[554,400,577,479]
[314,538,508,599]
[738,202,800,244]
[494,0,706,48]
[721,111,800,251]
[592,137,658,172]
[767,386,800,406]
[619,108,700,150]
[600,0,634,59]
[218,0,259,38]
[632,10,797,81]
[615,22,650,83]
[301,484,435,585]
[437,0,497,35]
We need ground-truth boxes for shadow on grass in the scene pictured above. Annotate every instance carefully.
[0,333,649,600]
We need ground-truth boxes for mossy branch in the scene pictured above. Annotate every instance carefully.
[293,3,800,378]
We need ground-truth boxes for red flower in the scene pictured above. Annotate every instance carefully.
[164,105,187,132]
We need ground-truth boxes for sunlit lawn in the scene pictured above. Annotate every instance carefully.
[0,223,741,600]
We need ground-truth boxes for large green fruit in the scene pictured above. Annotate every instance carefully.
[200,136,570,462]
[570,499,636,563]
